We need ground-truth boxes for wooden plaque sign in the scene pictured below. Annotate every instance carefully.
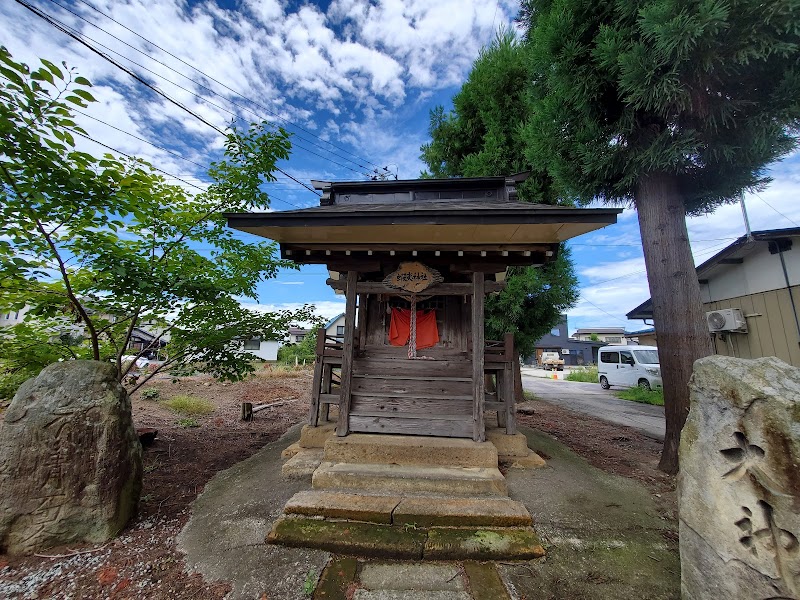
[383,261,443,294]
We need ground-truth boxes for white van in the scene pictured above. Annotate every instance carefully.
[597,345,661,390]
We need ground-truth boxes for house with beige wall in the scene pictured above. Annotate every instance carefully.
[572,327,629,345]
[627,228,800,367]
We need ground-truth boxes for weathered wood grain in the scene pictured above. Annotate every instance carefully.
[472,272,485,442]
[348,415,473,438]
[336,271,358,437]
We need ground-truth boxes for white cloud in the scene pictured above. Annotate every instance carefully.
[241,300,346,323]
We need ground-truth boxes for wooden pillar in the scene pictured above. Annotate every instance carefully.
[308,327,326,426]
[503,332,517,435]
[472,272,485,442]
[336,270,358,437]
[320,363,332,423]
[357,293,368,351]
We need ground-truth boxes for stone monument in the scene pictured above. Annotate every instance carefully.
[0,360,142,555]
[680,356,799,599]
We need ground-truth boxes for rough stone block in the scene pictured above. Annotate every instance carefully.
[359,563,465,591]
[680,356,800,600]
[486,430,530,459]
[0,361,142,555]
[324,434,498,468]
[424,527,545,560]
[281,449,324,478]
[312,462,508,497]
[504,451,546,470]
[313,555,358,600]
[281,441,303,458]
[393,497,532,528]
[267,517,426,559]
[284,490,400,524]
[352,592,470,600]
[462,561,510,600]
[300,422,337,448]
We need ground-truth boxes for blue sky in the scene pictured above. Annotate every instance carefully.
[3,0,799,335]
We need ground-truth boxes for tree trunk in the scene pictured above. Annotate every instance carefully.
[635,172,714,474]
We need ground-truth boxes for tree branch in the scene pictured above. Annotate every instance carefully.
[1,162,102,360]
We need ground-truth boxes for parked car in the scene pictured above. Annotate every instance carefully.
[597,345,661,390]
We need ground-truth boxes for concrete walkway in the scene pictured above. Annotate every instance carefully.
[177,424,679,600]
[521,372,666,440]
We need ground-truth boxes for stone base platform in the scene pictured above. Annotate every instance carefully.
[285,490,532,527]
[268,517,545,561]
[269,431,546,559]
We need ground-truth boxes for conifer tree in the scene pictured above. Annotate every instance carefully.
[520,0,800,472]
[421,31,579,359]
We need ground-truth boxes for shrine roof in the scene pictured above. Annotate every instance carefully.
[225,200,621,246]
[225,176,621,247]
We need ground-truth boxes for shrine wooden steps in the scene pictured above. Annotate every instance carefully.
[348,358,474,438]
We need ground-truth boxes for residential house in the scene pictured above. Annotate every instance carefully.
[527,314,606,366]
[624,327,658,347]
[0,307,29,327]
[325,313,346,341]
[241,336,281,361]
[572,327,629,344]
[287,326,312,344]
[627,227,800,367]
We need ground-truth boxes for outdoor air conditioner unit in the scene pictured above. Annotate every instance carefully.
[706,308,747,333]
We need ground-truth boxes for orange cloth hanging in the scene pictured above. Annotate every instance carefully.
[389,308,439,349]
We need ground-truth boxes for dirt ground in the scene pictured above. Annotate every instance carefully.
[0,370,677,599]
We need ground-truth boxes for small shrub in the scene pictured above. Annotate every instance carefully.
[565,366,599,383]
[615,387,664,406]
[303,569,317,596]
[140,388,160,400]
[176,417,200,428]
[163,395,215,415]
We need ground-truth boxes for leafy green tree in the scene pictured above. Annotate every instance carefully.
[520,0,800,472]
[420,30,580,360]
[0,47,313,396]
[277,322,325,365]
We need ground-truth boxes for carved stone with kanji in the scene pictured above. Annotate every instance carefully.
[0,361,142,555]
[679,356,800,600]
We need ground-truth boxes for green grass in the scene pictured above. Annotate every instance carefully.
[163,394,215,415]
[615,387,664,406]
[564,365,599,383]
[523,389,538,402]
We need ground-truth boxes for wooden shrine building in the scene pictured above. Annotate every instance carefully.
[227,176,620,443]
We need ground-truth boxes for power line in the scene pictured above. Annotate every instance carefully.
[581,239,733,287]
[0,70,305,209]
[15,0,323,197]
[56,0,384,174]
[753,193,800,227]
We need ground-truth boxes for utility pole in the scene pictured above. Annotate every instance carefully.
[740,191,753,241]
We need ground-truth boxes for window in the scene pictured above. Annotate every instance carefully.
[336,325,345,336]
[620,350,634,365]
[244,338,260,350]
[600,351,619,364]
[550,328,560,337]
[605,336,622,343]
[633,349,659,364]
[295,335,305,342]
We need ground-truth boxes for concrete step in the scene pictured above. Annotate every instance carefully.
[353,591,471,600]
[393,496,532,527]
[280,448,323,478]
[267,517,545,561]
[312,462,508,497]
[324,433,498,468]
[284,490,532,527]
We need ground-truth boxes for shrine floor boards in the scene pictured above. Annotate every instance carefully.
[177,424,679,600]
